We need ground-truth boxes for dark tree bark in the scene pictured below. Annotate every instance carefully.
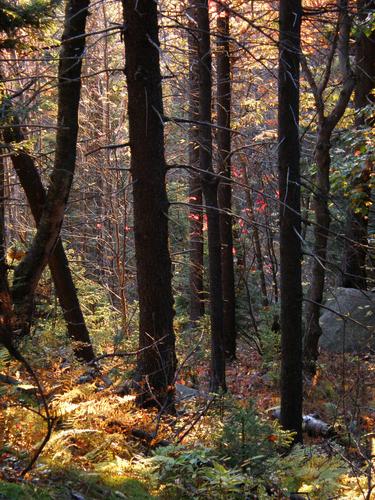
[188,5,205,323]
[195,0,226,392]
[216,2,236,359]
[303,0,355,372]
[11,0,91,336]
[122,0,177,408]
[278,0,303,442]
[342,0,375,289]
[2,118,94,363]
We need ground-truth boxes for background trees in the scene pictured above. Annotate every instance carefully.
[0,0,374,497]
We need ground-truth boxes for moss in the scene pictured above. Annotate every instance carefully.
[0,475,153,500]
[0,480,53,499]
[102,476,154,499]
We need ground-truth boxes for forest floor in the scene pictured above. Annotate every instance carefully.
[0,339,374,499]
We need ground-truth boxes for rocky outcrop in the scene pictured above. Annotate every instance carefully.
[319,287,375,353]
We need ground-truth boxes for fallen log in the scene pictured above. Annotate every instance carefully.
[271,408,334,437]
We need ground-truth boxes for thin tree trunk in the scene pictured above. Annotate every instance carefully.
[188,6,205,322]
[342,0,375,289]
[242,165,268,307]
[0,154,9,313]
[265,223,279,303]
[216,2,236,359]
[2,119,94,363]
[278,0,303,442]
[304,130,331,370]
[11,0,91,336]
[0,153,13,354]
[122,0,177,408]
[195,0,226,392]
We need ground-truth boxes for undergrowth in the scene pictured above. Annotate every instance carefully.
[0,269,373,499]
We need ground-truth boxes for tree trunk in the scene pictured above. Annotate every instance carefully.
[10,0,90,337]
[342,0,375,289]
[278,0,303,442]
[0,153,14,354]
[188,5,205,323]
[304,129,331,371]
[122,0,177,408]
[303,0,355,372]
[195,0,226,392]
[216,2,236,359]
[3,119,94,363]
[242,165,269,307]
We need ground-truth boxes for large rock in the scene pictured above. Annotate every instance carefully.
[319,287,375,353]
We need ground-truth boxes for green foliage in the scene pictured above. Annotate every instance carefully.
[353,10,375,38]
[145,430,350,499]
[0,481,53,500]
[275,445,347,499]
[22,248,124,363]
[146,444,250,499]
[220,401,294,473]
[249,306,281,386]
[258,306,280,366]
[0,470,153,500]
[331,113,375,215]
[0,0,59,33]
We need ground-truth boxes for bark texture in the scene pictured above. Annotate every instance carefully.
[188,4,205,322]
[278,0,303,442]
[122,0,177,407]
[195,0,226,392]
[216,3,236,359]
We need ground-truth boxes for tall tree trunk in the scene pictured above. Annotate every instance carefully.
[278,0,303,442]
[216,2,236,359]
[11,0,91,336]
[188,5,205,322]
[303,0,355,372]
[195,0,226,392]
[122,0,177,408]
[2,119,94,363]
[342,0,375,289]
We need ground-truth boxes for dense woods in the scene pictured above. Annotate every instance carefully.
[0,0,374,498]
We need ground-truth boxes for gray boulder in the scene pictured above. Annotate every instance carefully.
[319,287,375,353]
